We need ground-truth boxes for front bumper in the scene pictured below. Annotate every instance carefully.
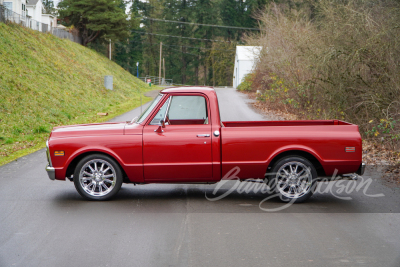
[45,140,55,180]
[46,165,55,180]
[356,162,366,176]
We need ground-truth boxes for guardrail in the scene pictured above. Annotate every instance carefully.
[139,76,174,86]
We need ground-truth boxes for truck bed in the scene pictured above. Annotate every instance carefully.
[220,120,361,179]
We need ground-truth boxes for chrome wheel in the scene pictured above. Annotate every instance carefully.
[79,159,117,197]
[275,161,313,199]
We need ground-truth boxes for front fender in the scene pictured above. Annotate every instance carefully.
[49,135,143,182]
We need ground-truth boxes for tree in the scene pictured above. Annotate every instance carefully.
[113,15,142,75]
[131,0,166,78]
[42,0,56,15]
[192,0,218,85]
[58,0,130,46]
[208,41,236,86]
[218,0,267,41]
[110,0,266,85]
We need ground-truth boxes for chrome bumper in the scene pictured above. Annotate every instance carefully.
[318,162,366,181]
[46,165,55,180]
[45,140,55,180]
[356,162,366,176]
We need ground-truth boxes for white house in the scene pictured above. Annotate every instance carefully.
[41,13,55,32]
[26,0,43,31]
[3,0,27,18]
[233,46,262,89]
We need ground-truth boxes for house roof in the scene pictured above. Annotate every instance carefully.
[235,46,262,61]
[27,0,40,6]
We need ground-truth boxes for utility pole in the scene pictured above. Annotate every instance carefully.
[109,39,111,60]
[159,42,162,85]
[212,53,215,87]
[163,57,165,85]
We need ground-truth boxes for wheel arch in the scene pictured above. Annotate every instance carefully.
[66,151,129,182]
[267,150,326,177]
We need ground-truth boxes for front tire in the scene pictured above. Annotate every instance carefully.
[73,154,123,200]
[269,156,317,203]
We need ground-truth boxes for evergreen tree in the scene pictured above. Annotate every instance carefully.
[113,16,142,76]
[58,0,130,46]
[191,0,218,85]
[218,0,267,41]
[106,0,268,85]
[132,0,165,78]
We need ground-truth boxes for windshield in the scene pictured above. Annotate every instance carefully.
[136,94,163,124]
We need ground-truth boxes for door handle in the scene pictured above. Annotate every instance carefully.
[197,134,210,137]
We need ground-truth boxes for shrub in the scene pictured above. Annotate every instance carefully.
[237,73,255,91]
[245,0,400,147]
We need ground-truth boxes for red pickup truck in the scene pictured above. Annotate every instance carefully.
[46,87,365,202]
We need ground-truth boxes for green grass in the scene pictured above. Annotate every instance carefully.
[0,23,154,166]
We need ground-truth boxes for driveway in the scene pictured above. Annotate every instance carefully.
[0,87,399,267]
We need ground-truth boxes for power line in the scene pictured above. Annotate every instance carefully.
[143,17,261,31]
[138,41,236,51]
[132,30,231,42]
[163,43,235,51]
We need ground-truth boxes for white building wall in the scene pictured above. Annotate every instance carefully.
[232,46,261,89]
[3,1,12,10]
[27,0,43,31]
[26,5,32,17]
[3,0,27,17]
[27,1,42,21]
[41,14,54,32]
[34,2,42,21]
[3,1,15,13]
[233,59,256,89]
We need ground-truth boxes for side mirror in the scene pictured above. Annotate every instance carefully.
[154,119,165,134]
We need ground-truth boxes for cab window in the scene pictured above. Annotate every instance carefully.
[167,95,208,125]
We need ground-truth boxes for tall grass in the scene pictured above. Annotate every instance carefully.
[245,0,400,148]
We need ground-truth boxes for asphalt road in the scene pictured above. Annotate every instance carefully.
[1,88,400,267]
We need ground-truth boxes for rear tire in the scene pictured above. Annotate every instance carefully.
[268,156,317,203]
[73,154,123,200]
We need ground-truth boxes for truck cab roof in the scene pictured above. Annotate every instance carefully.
[161,86,215,94]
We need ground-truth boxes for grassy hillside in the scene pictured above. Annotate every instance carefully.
[0,23,152,165]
